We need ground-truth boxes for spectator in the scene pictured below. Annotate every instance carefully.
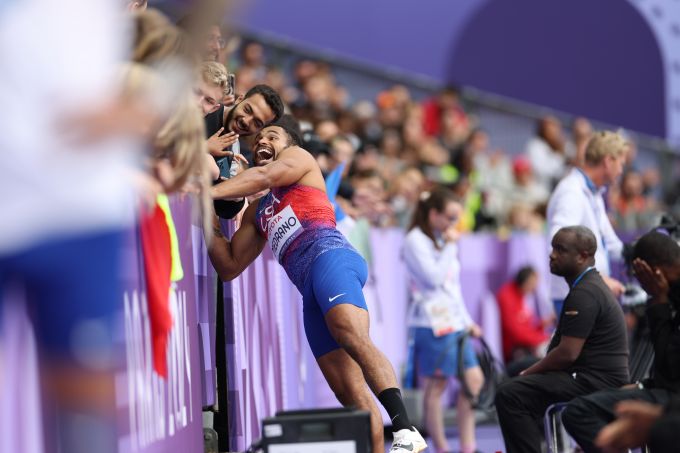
[610,170,659,233]
[0,1,147,452]
[239,40,267,81]
[495,226,629,453]
[196,61,230,116]
[547,130,628,315]
[403,187,484,453]
[202,84,283,218]
[506,203,544,234]
[202,23,225,62]
[389,167,425,230]
[562,231,680,452]
[504,156,549,217]
[525,115,567,193]
[565,117,593,166]
[496,266,551,374]
[422,86,468,138]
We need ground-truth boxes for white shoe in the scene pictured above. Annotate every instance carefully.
[390,427,427,452]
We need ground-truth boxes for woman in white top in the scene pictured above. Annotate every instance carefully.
[403,187,484,453]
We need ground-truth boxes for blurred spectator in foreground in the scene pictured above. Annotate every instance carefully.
[526,115,567,193]
[547,131,628,315]
[126,0,147,11]
[610,170,660,233]
[496,266,551,376]
[403,187,484,453]
[0,2,152,452]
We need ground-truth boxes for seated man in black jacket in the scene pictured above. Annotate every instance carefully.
[495,226,630,453]
[562,231,680,453]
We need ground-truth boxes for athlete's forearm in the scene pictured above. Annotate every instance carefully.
[210,166,270,200]
[207,222,243,281]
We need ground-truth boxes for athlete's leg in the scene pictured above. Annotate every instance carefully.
[324,303,397,394]
[308,249,426,451]
[317,348,384,453]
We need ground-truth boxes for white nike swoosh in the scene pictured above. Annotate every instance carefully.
[328,293,346,302]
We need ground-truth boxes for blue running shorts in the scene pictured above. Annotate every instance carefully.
[301,248,368,358]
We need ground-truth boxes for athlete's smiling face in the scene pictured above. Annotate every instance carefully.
[253,126,290,166]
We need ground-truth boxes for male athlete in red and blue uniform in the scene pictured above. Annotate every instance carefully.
[208,117,426,453]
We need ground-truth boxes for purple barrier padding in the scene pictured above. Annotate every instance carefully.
[116,196,203,453]
[1,296,44,453]
[191,224,217,407]
[1,196,205,453]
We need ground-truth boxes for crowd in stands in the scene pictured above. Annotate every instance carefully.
[206,34,669,239]
[5,2,679,451]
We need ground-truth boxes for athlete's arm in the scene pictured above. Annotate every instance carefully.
[211,146,316,200]
[207,203,267,281]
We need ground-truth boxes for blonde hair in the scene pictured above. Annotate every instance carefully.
[200,61,230,96]
[584,130,629,166]
[132,9,192,65]
[121,63,213,238]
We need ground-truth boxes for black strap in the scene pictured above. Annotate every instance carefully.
[456,332,506,409]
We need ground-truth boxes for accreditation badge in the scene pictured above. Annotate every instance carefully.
[423,295,456,337]
[267,205,304,261]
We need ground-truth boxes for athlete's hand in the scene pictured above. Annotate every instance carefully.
[207,128,239,157]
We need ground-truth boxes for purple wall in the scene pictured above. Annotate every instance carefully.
[448,0,665,137]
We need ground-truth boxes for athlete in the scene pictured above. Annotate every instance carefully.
[208,118,427,453]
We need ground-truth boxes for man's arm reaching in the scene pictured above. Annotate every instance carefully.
[210,146,316,200]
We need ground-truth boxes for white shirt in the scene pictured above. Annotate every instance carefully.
[0,0,138,254]
[402,227,473,331]
[547,168,623,300]
[526,137,566,192]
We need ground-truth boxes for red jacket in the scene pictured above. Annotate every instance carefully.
[496,281,549,362]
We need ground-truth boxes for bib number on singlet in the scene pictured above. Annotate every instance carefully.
[267,205,304,261]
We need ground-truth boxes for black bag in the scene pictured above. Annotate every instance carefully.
[456,332,506,410]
